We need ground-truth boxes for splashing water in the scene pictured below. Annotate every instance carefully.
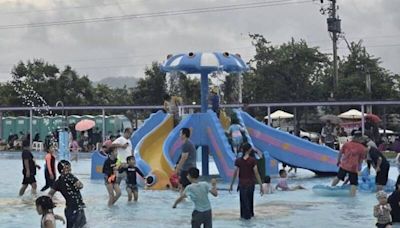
[11,78,56,141]
[11,78,49,115]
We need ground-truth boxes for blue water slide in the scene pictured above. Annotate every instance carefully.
[204,111,236,181]
[234,109,279,175]
[131,110,167,148]
[163,111,236,182]
[238,110,338,175]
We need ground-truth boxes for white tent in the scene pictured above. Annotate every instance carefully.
[337,109,363,119]
[264,110,294,120]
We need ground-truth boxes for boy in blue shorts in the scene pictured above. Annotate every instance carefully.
[173,167,218,228]
[119,156,146,202]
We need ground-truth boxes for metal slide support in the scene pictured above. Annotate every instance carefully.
[200,72,209,113]
[29,109,33,148]
[267,106,272,126]
[202,145,209,176]
[102,109,106,142]
[361,105,365,135]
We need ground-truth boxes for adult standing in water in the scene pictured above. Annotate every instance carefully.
[367,143,390,192]
[321,120,336,149]
[112,128,133,164]
[229,142,263,220]
[388,175,400,223]
[175,128,197,190]
[331,132,367,196]
[19,140,40,196]
[112,128,133,184]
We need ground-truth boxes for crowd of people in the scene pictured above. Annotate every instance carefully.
[15,98,400,228]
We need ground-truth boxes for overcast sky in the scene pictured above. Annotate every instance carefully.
[0,0,398,82]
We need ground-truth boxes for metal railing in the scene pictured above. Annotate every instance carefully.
[1,100,400,147]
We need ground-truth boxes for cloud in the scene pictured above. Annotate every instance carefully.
[0,0,398,83]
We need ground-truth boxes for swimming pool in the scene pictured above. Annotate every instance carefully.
[0,152,399,228]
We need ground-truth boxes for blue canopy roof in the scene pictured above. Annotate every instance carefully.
[161,52,249,74]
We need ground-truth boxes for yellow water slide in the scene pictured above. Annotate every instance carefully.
[219,110,231,130]
[139,115,174,190]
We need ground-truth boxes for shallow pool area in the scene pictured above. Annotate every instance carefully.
[1,152,399,228]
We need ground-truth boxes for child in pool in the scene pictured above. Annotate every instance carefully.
[118,156,146,202]
[36,195,65,228]
[48,160,86,228]
[41,146,56,192]
[168,172,180,192]
[172,167,218,228]
[103,147,121,206]
[374,191,392,228]
[275,169,305,191]
[262,176,274,194]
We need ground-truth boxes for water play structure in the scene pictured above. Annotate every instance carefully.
[91,52,339,189]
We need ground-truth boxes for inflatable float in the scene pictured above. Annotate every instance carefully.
[313,167,395,196]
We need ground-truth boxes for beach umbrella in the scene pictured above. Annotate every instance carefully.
[320,114,342,124]
[338,109,363,119]
[75,119,95,132]
[264,110,294,120]
[366,114,381,123]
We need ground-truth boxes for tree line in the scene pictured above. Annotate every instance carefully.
[0,34,399,119]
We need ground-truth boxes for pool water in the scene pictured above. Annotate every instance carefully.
[0,152,399,228]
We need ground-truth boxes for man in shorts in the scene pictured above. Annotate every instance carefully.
[367,145,390,191]
[331,131,368,196]
[175,128,197,190]
[19,140,40,196]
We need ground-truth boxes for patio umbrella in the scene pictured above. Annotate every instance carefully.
[75,119,95,132]
[338,109,363,119]
[320,114,342,124]
[264,110,294,120]
[366,114,381,123]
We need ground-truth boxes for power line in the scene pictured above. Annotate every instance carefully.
[319,43,400,52]
[0,0,137,15]
[0,0,311,30]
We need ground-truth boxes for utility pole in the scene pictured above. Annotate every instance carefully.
[331,0,339,96]
[320,0,341,98]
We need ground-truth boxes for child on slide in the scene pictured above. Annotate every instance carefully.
[276,169,305,191]
[228,119,245,156]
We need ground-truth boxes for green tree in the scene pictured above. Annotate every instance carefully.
[132,62,167,105]
[337,41,400,100]
[240,34,331,104]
